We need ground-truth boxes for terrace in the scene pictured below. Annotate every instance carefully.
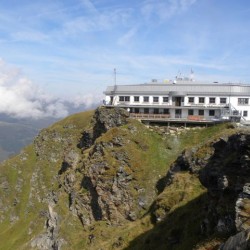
[129,113,224,125]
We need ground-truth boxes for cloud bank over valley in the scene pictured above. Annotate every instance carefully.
[0,59,100,119]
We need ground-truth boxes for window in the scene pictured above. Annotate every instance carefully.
[220,98,226,104]
[143,96,149,102]
[163,97,169,103]
[119,96,130,102]
[198,110,204,116]
[209,97,215,104]
[144,108,149,114]
[134,108,139,113]
[199,97,205,104]
[243,111,248,117]
[238,98,249,105]
[175,109,182,118]
[134,96,139,102]
[209,110,215,116]
[153,96,159,103]
[163,109,169,114]
[154,109,159,114]
[125,96,130,102]
[188,97,194,103]
[188,109,194,115]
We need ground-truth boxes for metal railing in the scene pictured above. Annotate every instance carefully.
[187,115,205,121]
[130,113,171,119]
[129,113,227,123]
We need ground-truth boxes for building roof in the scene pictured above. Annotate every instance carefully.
[104,81,250,96]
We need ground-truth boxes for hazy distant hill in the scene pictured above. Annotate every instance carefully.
[0,102,99,162]
[0,118,57,162]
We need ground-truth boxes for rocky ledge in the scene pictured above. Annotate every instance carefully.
[159,132,250,249]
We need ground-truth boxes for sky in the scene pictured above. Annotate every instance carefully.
[0,0,250,118]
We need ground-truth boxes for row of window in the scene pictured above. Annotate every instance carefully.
[133,109,218,116]
[134,108,170,114]
[118,96,249,105]
[188,110,248,116]
[188,97,227,104]
[131,108,248,117]
[188,109,213,116]
[119,96,169,103]
[119,96,225,104]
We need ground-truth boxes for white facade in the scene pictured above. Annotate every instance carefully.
[104,81,250,122]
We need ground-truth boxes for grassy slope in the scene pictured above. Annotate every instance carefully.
[92,125,238,250]
[0,109,238,250]
[76,123,237,250]
[123,124,237,250]
[0,110,94,249]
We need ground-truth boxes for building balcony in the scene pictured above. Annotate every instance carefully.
[129,113,225,124]
[130,113,171,120]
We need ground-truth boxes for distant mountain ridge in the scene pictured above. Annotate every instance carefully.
[0,102,99,162]
[0,118,56,162]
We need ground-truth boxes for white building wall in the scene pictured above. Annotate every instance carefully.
[182,109,189,118]
[194,97,198,105]
[105,95,111,104]
[104,93,250,121]
[230,96,250,119]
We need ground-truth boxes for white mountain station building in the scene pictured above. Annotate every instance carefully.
[103,78,250,124]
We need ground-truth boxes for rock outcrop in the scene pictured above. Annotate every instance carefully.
[160,132,250,248]
[57,107,136,226]
[219,229,250,250]
[31,204,64,250]
[219,182,250,250]
[236,183,250,231]
[78,107,129,150]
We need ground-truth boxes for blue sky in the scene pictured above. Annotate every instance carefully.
[0,0,250,115]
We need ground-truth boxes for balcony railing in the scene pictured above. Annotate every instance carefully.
[130,113,170,119]
[129,113,225,123]
[187,115,205,121]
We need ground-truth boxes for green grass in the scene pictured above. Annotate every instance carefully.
[0,110,95,249]
[0,145,46,250]
[49,110,94,131]
[0,108,240,250]
[124,173,207,250]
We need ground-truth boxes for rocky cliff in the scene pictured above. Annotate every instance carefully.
[145,130,250,250]
[0,107,249,250]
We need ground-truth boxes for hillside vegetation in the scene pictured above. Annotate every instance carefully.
[0,107,248,250]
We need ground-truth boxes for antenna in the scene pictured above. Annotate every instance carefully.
[190,68,194,81]
[114,68,116,85]
[111,68,117,105]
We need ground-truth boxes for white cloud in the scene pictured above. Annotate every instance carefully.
[118,27,138,46]
[72,93,102,108]
[80,0,98,14]
[0,59,100,119]
[62,6,132,34]
[141,0,198,21]
[11,30,49,42]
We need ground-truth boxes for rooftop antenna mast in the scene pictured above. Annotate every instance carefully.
[111,68,117,106]
[114,68,116,86]
[190,68,194,81]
